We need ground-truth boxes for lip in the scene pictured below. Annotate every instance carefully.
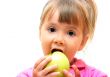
[51,48,63,53]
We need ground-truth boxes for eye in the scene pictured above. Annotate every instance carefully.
[67,31,76,36]
[48,27,56,33]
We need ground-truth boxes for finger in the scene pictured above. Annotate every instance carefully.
[46,72,60,77]
[33,70,45,77]
[72,65,80,77]
[34,56,47,69]
[33,57,47,77]
[42,64,58,75]
[63,69,73,77]
[33,65,58,77]
[36,56,52,71]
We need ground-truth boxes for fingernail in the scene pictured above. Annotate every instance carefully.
[47,56,52,59]
[63,69,68,74]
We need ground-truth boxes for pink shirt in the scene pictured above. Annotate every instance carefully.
[17,58,107,77]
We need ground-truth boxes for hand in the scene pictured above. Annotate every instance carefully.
[63,65,80,77]
[33,56,60,77]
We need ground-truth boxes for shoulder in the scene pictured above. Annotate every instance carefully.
[85,65,108,77]
[70,58,108,77]
[16,67,33,77]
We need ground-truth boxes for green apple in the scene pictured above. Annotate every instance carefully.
[46,51,70,77]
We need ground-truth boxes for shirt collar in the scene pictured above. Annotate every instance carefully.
[70,58,86,70]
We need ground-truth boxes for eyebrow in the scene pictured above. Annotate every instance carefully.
[48,21,79,30]
[66,26,79,32]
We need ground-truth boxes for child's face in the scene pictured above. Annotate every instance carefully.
[39,11,88,63]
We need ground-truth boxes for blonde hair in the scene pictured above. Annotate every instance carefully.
[40,0,97,40]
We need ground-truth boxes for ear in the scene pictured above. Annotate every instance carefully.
[78,34,89,51]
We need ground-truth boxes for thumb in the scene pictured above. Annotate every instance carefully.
[72,65,81,77]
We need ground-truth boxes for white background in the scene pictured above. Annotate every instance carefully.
[0,0,110,77]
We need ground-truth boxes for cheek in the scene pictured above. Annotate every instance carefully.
[40,29,49,44]
[65,39,82,62]
[66,52,76,63]
[40,38,49,55]
[67,39,82,51]
[40,32,47,53]
[40,32,53,55]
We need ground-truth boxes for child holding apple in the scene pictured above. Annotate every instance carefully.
[17,0,107,77]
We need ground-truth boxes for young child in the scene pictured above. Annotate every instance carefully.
[17,0,107,77]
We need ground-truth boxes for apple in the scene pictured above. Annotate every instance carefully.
[46,51,70,77]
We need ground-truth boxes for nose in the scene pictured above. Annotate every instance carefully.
[53,34,64,46]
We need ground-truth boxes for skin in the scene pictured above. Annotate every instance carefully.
[33,10,88,77]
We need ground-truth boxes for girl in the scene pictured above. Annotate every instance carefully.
[17,0,107,77]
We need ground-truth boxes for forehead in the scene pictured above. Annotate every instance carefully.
[45,10,84,30]
[40,0,86,30]
[48,10,59,24]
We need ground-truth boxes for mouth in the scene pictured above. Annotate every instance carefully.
[51,48,63,53]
